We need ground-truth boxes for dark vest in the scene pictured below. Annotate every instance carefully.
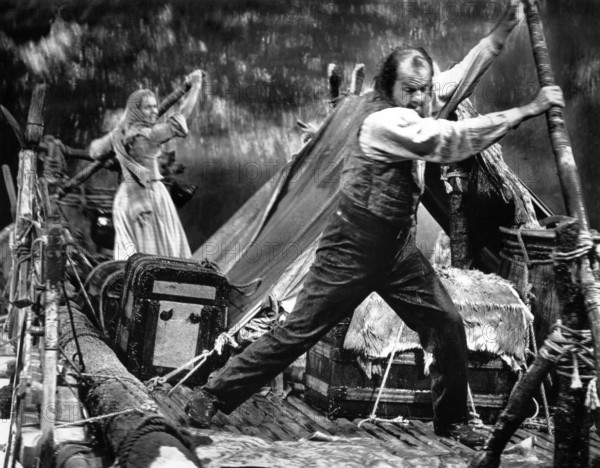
[340,95,423,230]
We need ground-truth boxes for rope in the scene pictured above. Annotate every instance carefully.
[527,322,552,433]
[146,332,240,394]
[116,414,201,468]
[358,324,408,428]
[146,350,211,393]
[167,351,213,397]
[538,323,595,388]
[440,166,469,194]
[585,377,600,410]
[66,252,106,336]
[54,408,136,428]
[467,384,483,427]
[62,282,85,373]
[552,230,595,262]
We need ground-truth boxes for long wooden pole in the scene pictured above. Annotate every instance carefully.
[472,3,600,466]
[523,0,588,226]
[523,0,600,438]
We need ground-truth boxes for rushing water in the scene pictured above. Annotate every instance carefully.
[1,0,599,252]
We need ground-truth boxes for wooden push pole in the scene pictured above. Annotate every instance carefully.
[471,1,600,466]
[523,1,600,465]
[523,0,588,227]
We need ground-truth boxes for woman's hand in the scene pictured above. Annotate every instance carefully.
[180,69,205,119]
[185,69,204,89]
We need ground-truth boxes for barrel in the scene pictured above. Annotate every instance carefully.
[498,224,600,348]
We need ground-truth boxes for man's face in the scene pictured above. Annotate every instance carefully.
[392,55,432,117]
[140,95,159,124]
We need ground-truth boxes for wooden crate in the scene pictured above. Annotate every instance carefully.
[305,321,515,422]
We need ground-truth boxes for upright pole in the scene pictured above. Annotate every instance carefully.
[523,0,588,227]
[40,223,64,446]
[522,8,600,464]
[471,2,600,466]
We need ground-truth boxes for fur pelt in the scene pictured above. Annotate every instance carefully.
[343,267,533,375]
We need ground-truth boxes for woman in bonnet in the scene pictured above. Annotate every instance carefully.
[90,70,203,260]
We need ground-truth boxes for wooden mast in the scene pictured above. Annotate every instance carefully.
[471,1,600,466]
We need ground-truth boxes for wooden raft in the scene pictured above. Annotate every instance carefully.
[164,385,600,466]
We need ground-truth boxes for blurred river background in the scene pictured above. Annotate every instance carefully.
[0,0,599,255]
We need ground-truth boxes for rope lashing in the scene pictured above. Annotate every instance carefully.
[116,414,202,468]
[552,229,595,262]
[146,332,239,395]
[54,408,136,428]
[527,321,552,433]
[66,251,106,336]
[440,166,469,194]
[467,384,484,427]
[539,323,596,396]
[585,377,600,410]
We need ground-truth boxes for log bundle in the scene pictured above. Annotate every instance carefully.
[57,299,205,468]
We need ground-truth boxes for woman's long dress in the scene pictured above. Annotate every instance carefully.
[91,114,192,260]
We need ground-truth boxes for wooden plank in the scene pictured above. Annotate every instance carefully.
[373,422,442,456]
[409,419,476,455]
[213,412,244,435]
[332,416,371,438]
[357,421,423,457]
[226,406,274,440]
[374,421,429,452]
[245,398,298,441]
[402,425,454,454]
[402,420,464,454]
[286,396,343,435]
[515,428,554,454]
[252,396,312,440]
[227,403,280,441]
[272,395,337,437]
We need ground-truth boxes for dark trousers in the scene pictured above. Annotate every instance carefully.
[203,199,469,432]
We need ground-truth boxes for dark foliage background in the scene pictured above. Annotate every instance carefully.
[1,0,599,251]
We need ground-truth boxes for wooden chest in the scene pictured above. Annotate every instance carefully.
[116,254,229,385]
[304,319,516,422]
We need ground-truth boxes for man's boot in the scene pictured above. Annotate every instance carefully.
[185,389,219,428]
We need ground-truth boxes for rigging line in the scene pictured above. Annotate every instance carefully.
[58,346,86,382]
[54,408,136,429]
[66,252,106,336]
[60,287,85,374]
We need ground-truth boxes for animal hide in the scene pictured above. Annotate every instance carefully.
[343,267,533,376]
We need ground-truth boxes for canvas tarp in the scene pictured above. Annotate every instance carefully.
[193,94,371,330]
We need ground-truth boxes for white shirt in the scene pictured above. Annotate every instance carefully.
[360,36,521,166]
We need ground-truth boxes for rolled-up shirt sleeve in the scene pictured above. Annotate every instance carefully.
[432,36,503,117]
[360,107,521,164]
[148,112,189,144]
